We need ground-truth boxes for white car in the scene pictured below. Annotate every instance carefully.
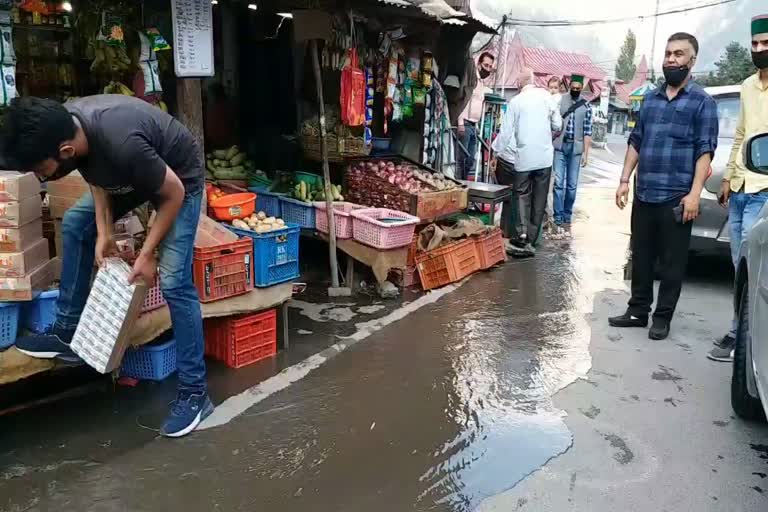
[731,132,768,421]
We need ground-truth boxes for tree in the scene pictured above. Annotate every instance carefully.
[615,30,637,82]
[711,42,755,86]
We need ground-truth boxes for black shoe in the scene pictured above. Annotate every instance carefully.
[506,241,534,258]
[649,318,670,340]
[15,327,77,361]
[608,312,648,328]
[714,334,735,348]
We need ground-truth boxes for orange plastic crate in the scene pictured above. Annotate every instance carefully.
[193,238,253,303]
[415,238,480,290]
[474,229,507,269]
[204,309,277,369]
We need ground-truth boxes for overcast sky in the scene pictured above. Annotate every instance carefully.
[471,0,763,78]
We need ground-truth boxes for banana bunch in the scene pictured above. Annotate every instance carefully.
[103,81,134,96]
[157,101,168,112]
[90,40,133,74]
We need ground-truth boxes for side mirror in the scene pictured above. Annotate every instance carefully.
[745,133,768,174]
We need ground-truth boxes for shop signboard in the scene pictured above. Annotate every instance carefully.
[171,0,214,77]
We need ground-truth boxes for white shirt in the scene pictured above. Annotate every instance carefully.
[492,85,562,172]
[458,70,492,124]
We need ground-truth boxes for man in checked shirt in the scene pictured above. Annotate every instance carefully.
[610,32,719,341]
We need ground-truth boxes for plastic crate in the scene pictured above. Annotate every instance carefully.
[416,238,480,291]
[193,238,253,303]
[474,229,507,269]
[350,208,420,249]
[120,338,177,381]
[0,302,20,349]
[403,265,420,288]
[407,234,419,265]
[21,289,58,334]
[227,223,300,287]
[280,197,316,229]
[314,202,362,239]
[253,190,284,218]
[204,309,277,369]
[141,276,166,314]
[295,171,323,188]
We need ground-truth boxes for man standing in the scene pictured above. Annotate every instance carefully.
[708,16,768,362]
[610,33,719,340]
[553,74,593,237]
[493,68,562,257]
[457,52,494,180]
[3,95,212,438]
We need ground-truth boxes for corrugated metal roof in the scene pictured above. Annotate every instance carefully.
[373,0,495,31]
[522,47,607,81]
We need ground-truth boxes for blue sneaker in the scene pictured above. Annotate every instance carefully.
[15,327,78,361]
[160,392,214,438]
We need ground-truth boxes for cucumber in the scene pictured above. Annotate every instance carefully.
[229,153,246,166]
[212,149,228,159]
[225,145,240,161]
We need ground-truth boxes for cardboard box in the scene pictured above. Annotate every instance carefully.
[0,172,41,202]
[0,257,58,301]
[195,214,238,248]
[46,171,89,198]
[0,238,50,277]
[114,214,144,236]
[0,219,43,253]
[70,258,147,373]
[0,194,43,228]
[50,195,81,219]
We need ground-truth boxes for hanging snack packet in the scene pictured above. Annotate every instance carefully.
[0,12,14,65]
[0,64,17,106]
[140,60,162,95]
[145,28,171,52]
[138,31,155,63]
[99,12,126,48]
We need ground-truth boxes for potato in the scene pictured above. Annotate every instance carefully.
[257,211,267,221]
[232,219,250,230]
[265,216,276,224]
[275,219,285,226]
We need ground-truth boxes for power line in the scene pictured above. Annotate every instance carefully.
[502,0,737,27]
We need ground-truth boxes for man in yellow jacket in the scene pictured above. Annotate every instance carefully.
[709,14,768,362]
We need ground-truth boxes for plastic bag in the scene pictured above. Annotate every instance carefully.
[145,28,171,52]
[0,12,15,65]
[340,48,365,127]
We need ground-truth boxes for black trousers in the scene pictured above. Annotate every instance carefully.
[495,158,551,243]
[628,199,693,322]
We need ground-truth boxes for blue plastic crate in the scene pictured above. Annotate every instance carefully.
[21,289,59,334]
[279,197,316,229]
[251,190,284,218]
[227,223,300,287]
[120,338,177,381]
[0,302,19,349]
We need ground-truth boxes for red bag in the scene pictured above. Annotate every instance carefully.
[340,49,365,127]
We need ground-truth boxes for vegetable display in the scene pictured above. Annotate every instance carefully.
[354,160,458,193]
[205,145,263,182]
[289,180,344,204]
[231,212,286,234]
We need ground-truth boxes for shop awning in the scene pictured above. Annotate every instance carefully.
[374,0,496,32]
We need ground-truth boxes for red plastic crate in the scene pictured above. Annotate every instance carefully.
[204,309,277,368]
[193,238,253,303]
[473,229,507,269]
[415,238,480,290]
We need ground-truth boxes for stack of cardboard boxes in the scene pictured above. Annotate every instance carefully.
[47,171,90,258]
[0,172,59,301]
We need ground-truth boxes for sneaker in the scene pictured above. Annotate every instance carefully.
[507,242,535,258]
[523,243,536,257]
[562,223,572,238]
[15,328,76,360]
[160,392,215,438]
[714,334,735,348]
[608,312,648,328]
[649,318,670,340]
[707,345,735,362]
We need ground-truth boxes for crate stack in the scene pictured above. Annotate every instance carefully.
[0,172,59,348]
[46,171,90,257]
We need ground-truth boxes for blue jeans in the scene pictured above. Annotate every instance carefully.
[553,142,582,225]
[727,190,768,336]
[458,121,478,180]
[56,189,207,393]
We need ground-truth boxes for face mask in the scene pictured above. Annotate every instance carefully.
[570,89,581,100]
[40,156,79,183]
[479,68,491,79]
[662,64,690,87]
[752,50,768,70]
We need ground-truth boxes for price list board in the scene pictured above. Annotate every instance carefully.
[171,0,214,77]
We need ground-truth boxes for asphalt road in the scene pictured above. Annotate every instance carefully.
[1,151,766,511]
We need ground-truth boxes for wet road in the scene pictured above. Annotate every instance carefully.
[2,151,768,511]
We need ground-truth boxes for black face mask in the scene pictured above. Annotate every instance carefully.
[39,156,78,183]
[752,50,768,70]
[479,68,491,79]
[662,64,690,87]
[570,89,581,100]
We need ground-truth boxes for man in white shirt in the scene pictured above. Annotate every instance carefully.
[493,69,562,257]
[457,52,494,180]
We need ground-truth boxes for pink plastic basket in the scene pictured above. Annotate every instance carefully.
[141,276,166,314]
[350,208,420,249]
[314,202,363,239]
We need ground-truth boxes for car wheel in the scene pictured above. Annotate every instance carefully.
[731,284,766,421]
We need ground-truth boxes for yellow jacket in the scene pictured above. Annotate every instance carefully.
[725,73,768,193]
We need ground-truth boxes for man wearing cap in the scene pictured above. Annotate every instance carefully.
[553,74,593,238]
[708,16,768,362]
